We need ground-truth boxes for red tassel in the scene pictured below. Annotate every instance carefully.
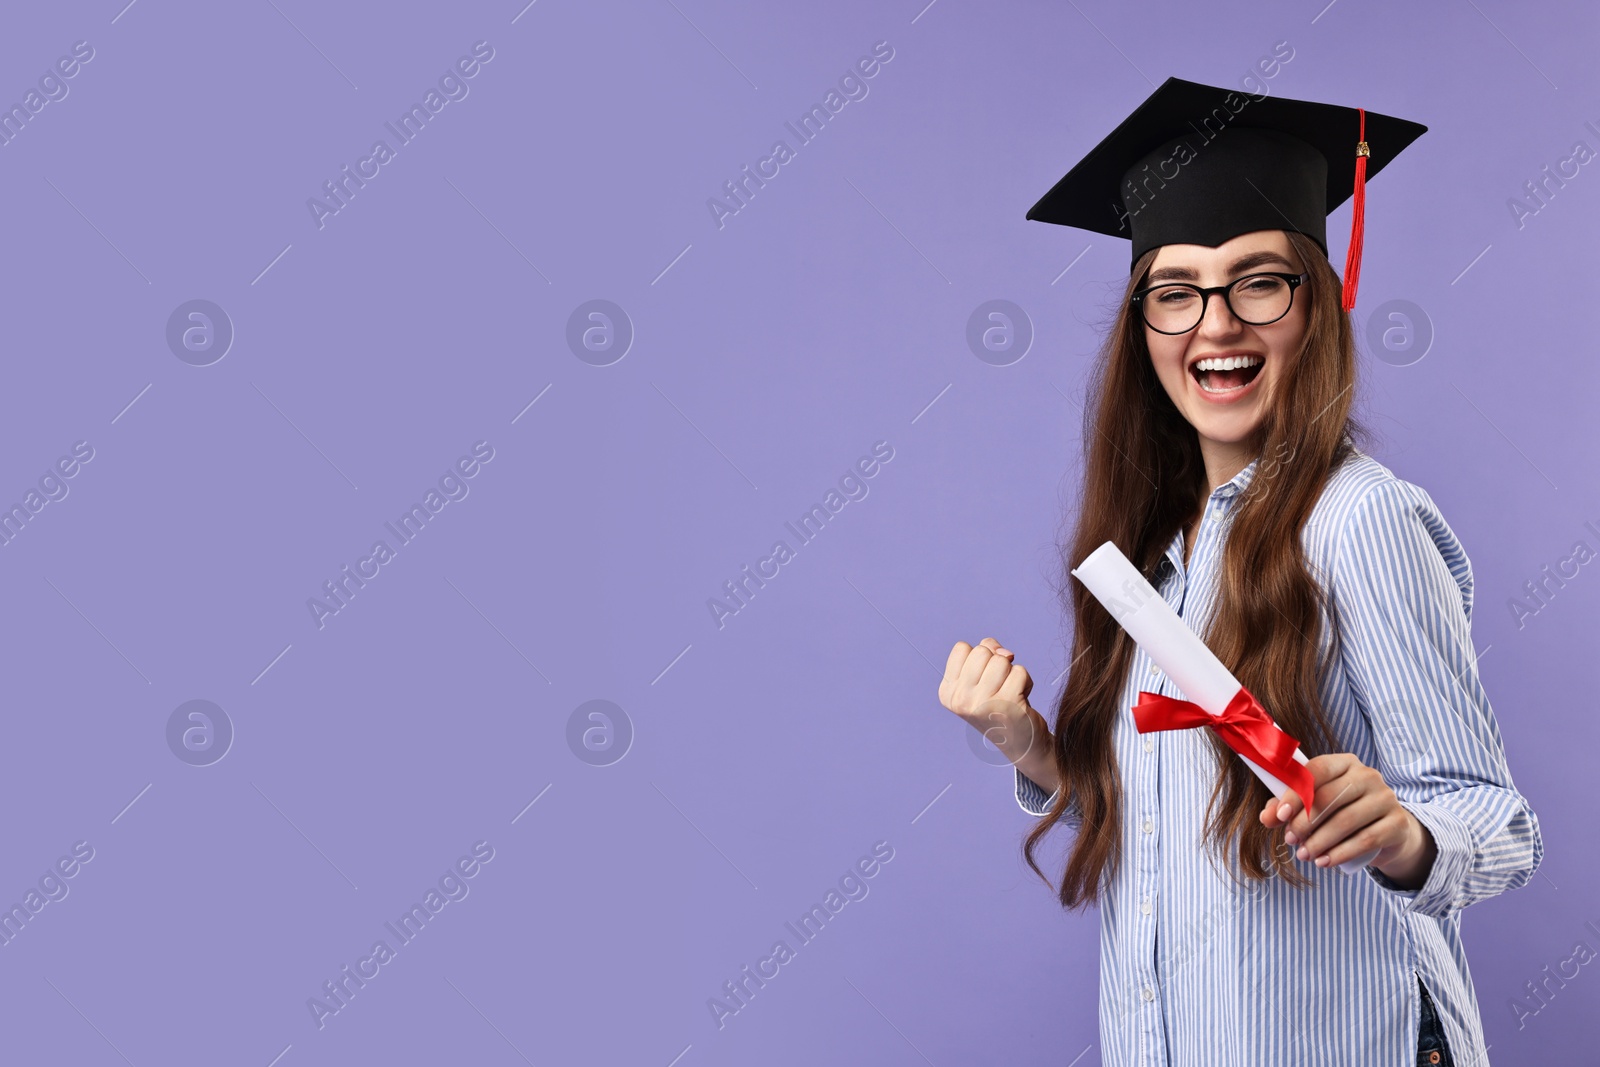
[1341,108,1368,312]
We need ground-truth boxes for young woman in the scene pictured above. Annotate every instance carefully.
[939,80,1542,1066]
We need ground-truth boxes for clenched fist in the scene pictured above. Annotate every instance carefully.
[940,637,1060,796]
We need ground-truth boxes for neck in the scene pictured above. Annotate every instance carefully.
[1197,434,1259,495]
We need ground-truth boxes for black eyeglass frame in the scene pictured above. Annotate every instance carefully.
[1130,271,1310,335]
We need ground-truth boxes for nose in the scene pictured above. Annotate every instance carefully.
[1197,289,1245,337]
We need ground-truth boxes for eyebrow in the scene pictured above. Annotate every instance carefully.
[1147,251,1295,284]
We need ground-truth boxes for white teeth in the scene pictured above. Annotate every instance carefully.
[1193,355,1264,372]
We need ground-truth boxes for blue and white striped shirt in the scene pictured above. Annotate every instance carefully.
[1016,449,1542,1067]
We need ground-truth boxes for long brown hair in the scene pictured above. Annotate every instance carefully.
[1024,229,1372,908]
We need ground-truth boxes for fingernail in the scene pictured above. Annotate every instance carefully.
[1314,855,1330,867]
[1296,846,1309,861]
[1277,803,1291,821]
[1284,830,1297,844]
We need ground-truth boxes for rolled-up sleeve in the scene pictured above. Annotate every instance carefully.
[1015,765,1058,816]
[1014,765,1082,829]
[1332,477,1543,921]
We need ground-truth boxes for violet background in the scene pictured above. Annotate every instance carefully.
[0,1,1593,1064]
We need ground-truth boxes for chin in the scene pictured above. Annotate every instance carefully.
[1188,412,1265,447]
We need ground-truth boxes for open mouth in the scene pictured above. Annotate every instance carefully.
[1189,354,1264,396]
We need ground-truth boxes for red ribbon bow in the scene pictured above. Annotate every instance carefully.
[1133,686,1318,817]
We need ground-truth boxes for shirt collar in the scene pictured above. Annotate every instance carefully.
[1155,457,1262,579]
[1212,456,1261,502]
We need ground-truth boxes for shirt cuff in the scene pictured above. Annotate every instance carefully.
[1362,799,1474,920]
[1014,764,1060,817]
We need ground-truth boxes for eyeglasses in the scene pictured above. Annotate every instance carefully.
[1130,271,1309,335]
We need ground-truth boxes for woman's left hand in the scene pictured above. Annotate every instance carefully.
[1258,753,1437,889]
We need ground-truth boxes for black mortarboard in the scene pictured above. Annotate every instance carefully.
[1026,76,1427,310]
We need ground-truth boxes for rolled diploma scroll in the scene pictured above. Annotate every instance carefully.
[1071,540,1382,875]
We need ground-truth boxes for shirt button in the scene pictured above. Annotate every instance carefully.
[1142,986,1155,1001]
[1143,736,1154,752]
[1141,898,1152,915]
[1141,818,1154,834]
[1148,663,1159,677]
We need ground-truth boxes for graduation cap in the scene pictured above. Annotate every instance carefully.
[1026,76,1427,311]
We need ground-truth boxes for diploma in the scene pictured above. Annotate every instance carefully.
[1071,540,1381,876]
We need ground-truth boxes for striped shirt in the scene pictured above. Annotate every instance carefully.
[1015,449,1542,1066]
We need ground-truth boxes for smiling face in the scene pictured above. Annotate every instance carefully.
[1142,229,1309,460]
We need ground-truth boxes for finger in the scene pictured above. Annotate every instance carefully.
[942,641,973,687]
[1314,809,1406,868]
[1293,766,1370,837]
[1262,776,1313,826]
[1261,794,1288,827]
[996,661,1032,702]
[976,648,1014,699]
[1284,777,1356,841]
[1273,754,1360,830]
[991,649,1032,700]
[958,643,996,690]
[1295,792,1390,860]
[1267,793,1297,828]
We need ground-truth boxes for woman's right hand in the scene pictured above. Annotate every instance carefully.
[939,637,1059,794]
